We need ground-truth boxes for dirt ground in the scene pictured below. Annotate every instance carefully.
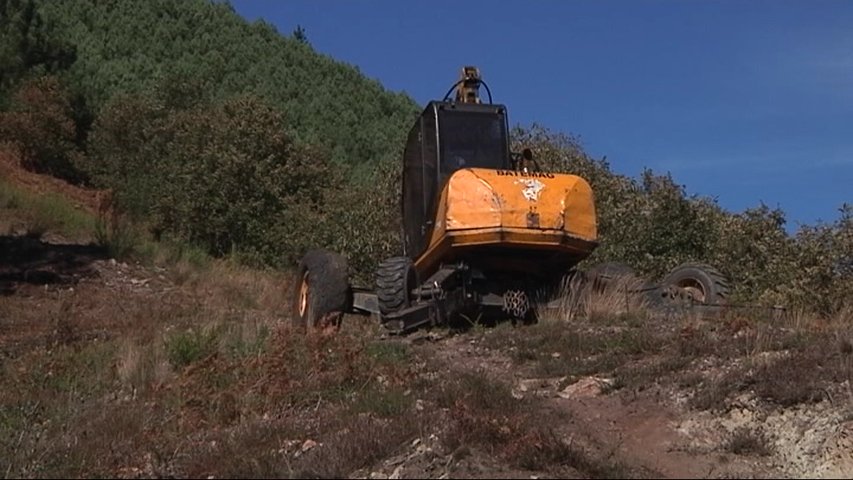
[1,161,851,479]
[3,238,849,478]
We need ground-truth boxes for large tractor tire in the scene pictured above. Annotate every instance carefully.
[292,249,350,329]
[661,263,729,308]
[376,256,417,320]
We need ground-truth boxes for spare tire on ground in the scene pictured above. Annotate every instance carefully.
[660,263,729,310]
[292,249,351,329]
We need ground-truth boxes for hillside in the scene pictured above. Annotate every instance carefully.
[39,0,420,170]
[1,172,851,478]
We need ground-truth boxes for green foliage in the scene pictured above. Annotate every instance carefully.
[319,154,402,283]
[0,177,95,240]
[0,75,82,180]
[39,0,418,168]
[94,212,136,259]
[292,24,308,44]
[705,205,796,304]
[165,327,220,368]
[511,124,851,313]
[0,0,76,106]
[84,87,339,267]
[785,204,852,314]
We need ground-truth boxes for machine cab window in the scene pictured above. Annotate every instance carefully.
[438,106,509,175]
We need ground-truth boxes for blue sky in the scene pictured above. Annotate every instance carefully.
[232,0,852,229]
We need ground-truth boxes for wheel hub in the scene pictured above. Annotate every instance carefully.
[298,271,309,316]
[676,279,706,303]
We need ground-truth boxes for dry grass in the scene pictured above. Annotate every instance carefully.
[484,311,663,380]
[430,370,642,478]
[684,309,853,411]
[542,272,651,324]
[723,426,774,457]
[490,280,853,416]
[1,248,425,478]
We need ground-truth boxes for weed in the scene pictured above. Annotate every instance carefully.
[353,386,412,417]
[723,426,774,456]
[752,344,849,407]
[94,213,136,258]
[508,429,636,478]
[223,322,270,359]
[436,371,519,412]
[116,341,171,393]
[173,417,297,478]
[689,374,746,411]
[365,341,409,364]
[294,414,421,478]
[165,326,221,368]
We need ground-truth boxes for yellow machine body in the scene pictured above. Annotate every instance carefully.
[415,168,598,276]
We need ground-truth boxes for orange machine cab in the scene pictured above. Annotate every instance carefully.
[401,100,598,281]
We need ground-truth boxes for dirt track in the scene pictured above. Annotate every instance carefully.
[364,332,784,479]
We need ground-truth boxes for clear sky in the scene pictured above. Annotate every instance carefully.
[231,0,852,230]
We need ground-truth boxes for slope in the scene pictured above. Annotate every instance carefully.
[38,0,420,170]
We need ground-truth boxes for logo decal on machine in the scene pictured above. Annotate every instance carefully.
[496,170,555,178]
[516,178,545,202]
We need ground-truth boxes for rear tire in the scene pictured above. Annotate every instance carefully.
[292,249,350,329]
[376,257,417,320]
[660,263,729,308]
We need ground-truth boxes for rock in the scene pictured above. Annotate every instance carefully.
[295,438,320,457]
[515,377,564,397]
[558,376,613,398]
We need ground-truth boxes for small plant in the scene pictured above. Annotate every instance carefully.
[94,214,137,258]
[353,386,411,417]
[365,341,409,364]
[165,327,221,368]
[723,426,774,457]
[93,188,139,258]
[223,323,270,359]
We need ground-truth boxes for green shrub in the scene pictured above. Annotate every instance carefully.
[165,327,220,368]
[84,88,340,267]
[0,76,82,181]
[510,124,851,314]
